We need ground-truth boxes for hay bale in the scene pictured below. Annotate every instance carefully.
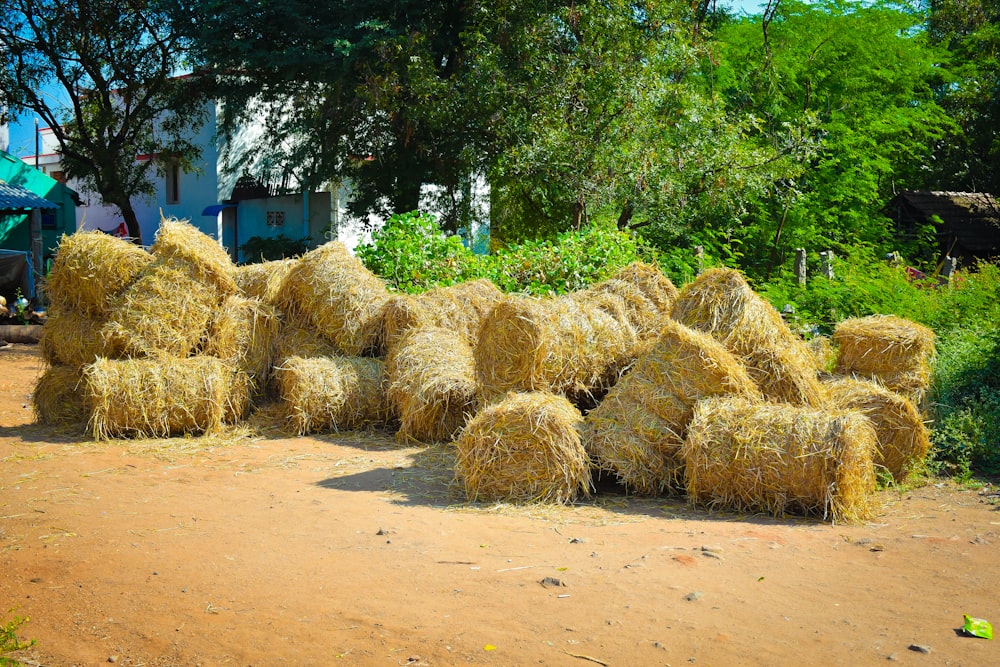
[582,319,762,495]
[39,305,108,367]
[683,397,877,523]
[204,295,279,389]
[475,293,639,405]
[671,268,825,406]
[833,315,936,399]
[274,355,390,435]
[44,231,153,316]
[277,241,391,356]
[100,263,220,358]
[808,335,837,373]
[386,327,478,443]
[381,278,504,352]
[453,391,591,504]
[33,365,86,426]
[233,258,297,305]
[577,263,677,342]
[824,377,930,482]
[150,217,237,294]
[610,261,680,313]
[85,355,250,440]
[273,314,341,361]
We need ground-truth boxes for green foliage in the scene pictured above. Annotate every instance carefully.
[930,328,1000,476]
[239,235,312,263]
[0,610,35,666]
[355,211,482,292]
[484,220,655,295]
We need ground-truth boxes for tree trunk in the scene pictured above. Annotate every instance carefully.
[115,199,144,245]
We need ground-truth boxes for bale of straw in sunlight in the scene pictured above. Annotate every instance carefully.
[824,377,930,482]
[833,315,936,400]
[33,365,86,426]
[85,355,250,440]
[100,263,220,358]
[581,262,679,340]
[386,327,478,444]
[233,258,298,305]
[582,318,762,495]
[204,294,279,389]
[453,391,591,504]
[150,216,238,294]
[671,267,825,406]
[276,241,391,356]
[39,305,108,367]
[682,397,877,523]
[273,314,341,362]
[381,278,504,352]
[274,355,390,435]
[474,293,639,405]
[44,231,153,317]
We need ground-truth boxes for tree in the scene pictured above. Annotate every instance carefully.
[926,0,1000,194]
[711,0,955,276]
[0,0,207,243]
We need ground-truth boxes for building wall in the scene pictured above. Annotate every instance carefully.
[227,192,332,263]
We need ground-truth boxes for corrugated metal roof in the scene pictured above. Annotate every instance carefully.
[890,191,1000,256]
[0,180,59,211]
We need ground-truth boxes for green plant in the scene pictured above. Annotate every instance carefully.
[239,235,312,263]
[0,610,35,666]
[356,211,483,292]
[11,289,30,325]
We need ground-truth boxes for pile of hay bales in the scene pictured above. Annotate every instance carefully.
[35,229,938,521]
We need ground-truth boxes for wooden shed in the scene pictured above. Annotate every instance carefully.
[887,191,1000,264]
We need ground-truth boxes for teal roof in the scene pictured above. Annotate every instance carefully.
[0,180,59,211]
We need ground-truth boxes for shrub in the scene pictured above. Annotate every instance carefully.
[1,610,35,666]
[239,234,311,263]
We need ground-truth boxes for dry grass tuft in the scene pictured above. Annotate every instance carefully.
[44,231,153,316]
[386,327,478,444]
[808,335,837,373]
[100,263,220,358]
[453,391,591,504]
[583,318,762,495]
[39,305,108,366]
[233,258,297,305]
[683,397,877,523]
[671,268,825,406]
[33,365,86,426]
[474,293,639,405]
[150,216,237,294]
[273,355,391,435]
[85,355,250,440]
[204,294,279,389]
[277,241,391,356]
[833,315,936,401]
[823,376,930,482]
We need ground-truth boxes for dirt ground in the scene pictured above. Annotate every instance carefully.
[1,343,998,667]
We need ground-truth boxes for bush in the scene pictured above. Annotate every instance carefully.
[355,211,482,292]
[1,610,34,666]
[239,234,312,263]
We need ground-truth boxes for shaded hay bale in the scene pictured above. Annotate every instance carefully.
[582,319,762,495]
[233,259,297,305]
[671,268,825,406]
[386,327,478,444]
[683,397,877,523]
[85,356,250,440]
[454,391,591,504]
[204,295,279,388]
[824,377,930,482]
[39,306,108,367]
[274,355,390,435]
[833,315,936,398]
[150,217,237,294]
[474,294,639,404]
[277,241,390,356]
[273,314,341,361]
[381,278,504,352]
[33,365,86,426]
[100,263,220,358]
[44,231,153,317]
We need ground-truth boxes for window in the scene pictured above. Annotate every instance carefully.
[266,211,285,227]
[165,163,180,204]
